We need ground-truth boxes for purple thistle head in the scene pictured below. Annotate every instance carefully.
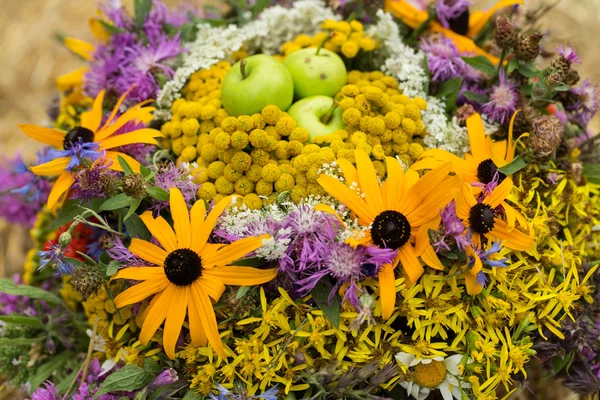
[0,154,50,227]
[420,36,463,82]
[28,382,58,400]
[150,162,200,215]
[100,0,134,30]
[107,235,146,266]
[481,69,519,124]
[556,45,581,64]
[71,158,119,201]
[567,79,599,127]
[434,201,470,252]
[436,0,472,30]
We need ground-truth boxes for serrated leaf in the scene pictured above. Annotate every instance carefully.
[117,155,135,176]
[147,186,170,201]
[498,155,527,175]
[0,315,43,328]
[29,351,74,390]
[100,193,133,211]
[97,364,149,395]
[517,62,537,78]
[124,213,151,241]
[462,56,497,76]
[124,197,143,221]
[462,91,489,104]
[0,278,61,305]
[583,163,600,184]
[311,280,340,329]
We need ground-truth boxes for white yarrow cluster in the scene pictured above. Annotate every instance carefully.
[370,11,469,154]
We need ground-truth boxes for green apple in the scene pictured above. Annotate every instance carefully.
[287,96,344,142]
[221,54,294,117]
[284,48,348,99]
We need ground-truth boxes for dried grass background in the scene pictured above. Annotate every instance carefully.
[0,1,599,399]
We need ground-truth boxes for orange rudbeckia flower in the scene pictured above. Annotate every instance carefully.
[317,150,460,319]
[112,188,277,359]
[385,0,523,64]
[19,89,162,210]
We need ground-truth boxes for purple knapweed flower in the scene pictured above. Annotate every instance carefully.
[436,0,472,30]
[481,69,519,124]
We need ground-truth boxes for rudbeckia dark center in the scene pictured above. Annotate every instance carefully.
[477,159,506,185]
[448,8,470,35]
[469,203,496,234]
[63,126,95,150]
[371,210,411,250]
[164,248,202,286]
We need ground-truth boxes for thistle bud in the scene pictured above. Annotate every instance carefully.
[516,32,544,62]
[494,16,517,49]
[527,116,563,160]
[98,234,114,251]
[121,174,147,199]
[71,264,104,298]
[547,72,563,86]
[58,231,72,247]
[565,70,580,86]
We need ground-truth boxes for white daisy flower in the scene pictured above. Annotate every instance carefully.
[395,352,471,400]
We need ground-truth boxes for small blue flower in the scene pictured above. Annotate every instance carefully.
[47,140,103,171]
[39,243,75,276]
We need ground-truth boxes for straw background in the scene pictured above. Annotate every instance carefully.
[0,1,599,399]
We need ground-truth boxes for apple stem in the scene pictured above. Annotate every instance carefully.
[240,60,248,80]
[315,34,330,56]
[320,101,339,125]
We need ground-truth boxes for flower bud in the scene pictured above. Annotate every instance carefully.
[121,174,148,199]
[516,32,544,62]
[494,16,517,49]
[151,368,178,386]
[527,116,563,160]
[71,264,104,298]
[58,231,72,247]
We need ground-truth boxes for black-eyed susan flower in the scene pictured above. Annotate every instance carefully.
[385,0,523,63]
[19,89,162,210]
[112,188,277,359]
[317,149,460,319]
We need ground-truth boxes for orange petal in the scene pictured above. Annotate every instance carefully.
[105,151,141,173]
[113,266,166,281]
[194,196,233,252]
[484,178,513,209]
[489,220,534,252]
[398,244,424,285]
[384,156,404,210]
[98,129,161,149]
[170,188,191,249]
[47,171,75,211]
[384,0,429,29]
[163,286,188,359]
[140,212,178,253]
[80,90,105,132]
[378,263,396,320]
[196,277,226,303]
[468,0,524,38]
[355,149,385,215]
[30,157,71,177]
[96,107,155,141]
[317,175,376,225]
[56,68,87,91]
[63,37,95,60]
[189,200,208,252]
[455,183,477,220]
[129,239,168,266]
[191,282,227,359]
[19,124,65,148]
[187,287,208,346]
[113,278,170,308]
[421,244,445,271]
[337,158,359,185]
[203,266,277,286]
[201,236,268,268]
[139,285,173,344]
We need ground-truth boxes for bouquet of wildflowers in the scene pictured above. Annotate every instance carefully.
[1,1,600,399]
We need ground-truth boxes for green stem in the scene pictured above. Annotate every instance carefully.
[240,60,248,80]
[497,49,507,75]
[315,34,330,56]
[320,102,338,125]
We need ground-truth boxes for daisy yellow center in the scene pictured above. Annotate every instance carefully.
[63,126,95,149]
[412,360,447,389]
[477,159,506,185]
[371,210,411,249]
[469,203,495,234]
[163,248,202,286]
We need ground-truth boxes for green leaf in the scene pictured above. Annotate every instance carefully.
[0,337,45,346]
[29,351,74,390]
[55,368,79,394]
[0,278,61,305]
[124,197,143,221]
[251,0,270,18]
[124,213,151,241]
[462,91,489,104]
[106,260,120,277]
[182,391,202,400]
[100,193,133,211]
[311,280,340,329]
[229,257,266,267]
[146,186,169,201]
[462,56,497,76]
[98,20,126,35]
[553,83,570,92]
[134,0,153,28]
[437,77,461,115]
[583,163,600,184]
[517,62,537,78]
[498,155,528,175]
[507,58,519,73]
[0,315,43,328]
[140,165,152,179]
[236,286,250,300]
[143,357,161,375]
[117,155,135,176]
[97,364,149,395]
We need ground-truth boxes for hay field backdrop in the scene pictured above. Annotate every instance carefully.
[0,1,598,399]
